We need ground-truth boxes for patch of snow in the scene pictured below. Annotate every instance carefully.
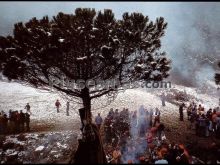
[136,64,144,68]
[151,70,161,76]
[8,151,18,156]
[126,29,132,35]
[101,45,112,50]
[35,146,44,152]
[5,149,16,155]
[113,38,119,43]
[76,56,87,61]
[99,55,104,59]
[58,39,64,43]
[47,32,51,36]
[92,27,98,31]
[56,142,68,149]
[5,48,16,51]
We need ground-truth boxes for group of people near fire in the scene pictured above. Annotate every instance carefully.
[95,106,188,164]
[0,103,31,134]
[179,101,220,138]
[94,102,220,164]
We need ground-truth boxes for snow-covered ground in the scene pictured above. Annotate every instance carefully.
[0,81,81,132]
[0,80,219,127]
[0,80,219,163]
[0,131,78,164]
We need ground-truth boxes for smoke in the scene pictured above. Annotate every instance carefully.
[0,2,220,88]
[163,3,220,88]
[121,105,150,163]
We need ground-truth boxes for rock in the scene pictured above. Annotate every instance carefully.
[0,135,6,148]
[166,128,171,132]
[44,145,52,154]
[5,151,18,163]
[2,142,15,151]
[18,151,26,157]
[47,134,59,143]
[38,133,45,138]
[17,134,27,141]
[50,150,59,158]
[15,143,24,151]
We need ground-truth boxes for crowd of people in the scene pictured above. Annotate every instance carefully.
[94,106,198,164]
[0,104,31,135]
[0,99,71,135]
[183,101,220,138]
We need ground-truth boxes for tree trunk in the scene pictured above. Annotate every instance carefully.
[72,87,107,164]
[81,87,91,121]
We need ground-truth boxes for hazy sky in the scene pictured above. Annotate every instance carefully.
[1,2,220,86]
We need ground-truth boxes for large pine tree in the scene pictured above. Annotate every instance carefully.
[0,8,170,117]
[0,8,171,163]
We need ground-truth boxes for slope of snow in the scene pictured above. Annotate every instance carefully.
[0,81,80,131]
[170,84,219,109]
[1,131,78,164]
[0,80,219,131]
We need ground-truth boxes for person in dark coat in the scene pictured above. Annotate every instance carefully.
[19,110,25,132]
[9,111,15,134]
[161,92,166,106]
[66,101,70,116]
[157,123,165,140]
[179,103,185,121]
[2,114,8,134]
[25,103,31,114]
[0,113,4,134]
[73,123,107,164]
[176,148,190,164]
[73,108,107,164]
[14,111,20,133]
[25,113,30,131]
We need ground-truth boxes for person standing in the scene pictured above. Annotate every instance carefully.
[19,110,25,132]
[95,113,103,131]
[149,108,154,127]
[25,103,31,115]
[0,113,4,134]
[25,112,30,132]
[187,104,192,120]
[179,103,185,121]
[14,111,20,133]
[55,99,61,113]
[112,146,121,164]
[66,101,70,116]
[212,110,218,133]
[153,108,161,127]
[161,92,166,106]
[9,110,15,134]
[2,114,8,134]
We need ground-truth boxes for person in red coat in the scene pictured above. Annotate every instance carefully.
[55,99,61,113]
